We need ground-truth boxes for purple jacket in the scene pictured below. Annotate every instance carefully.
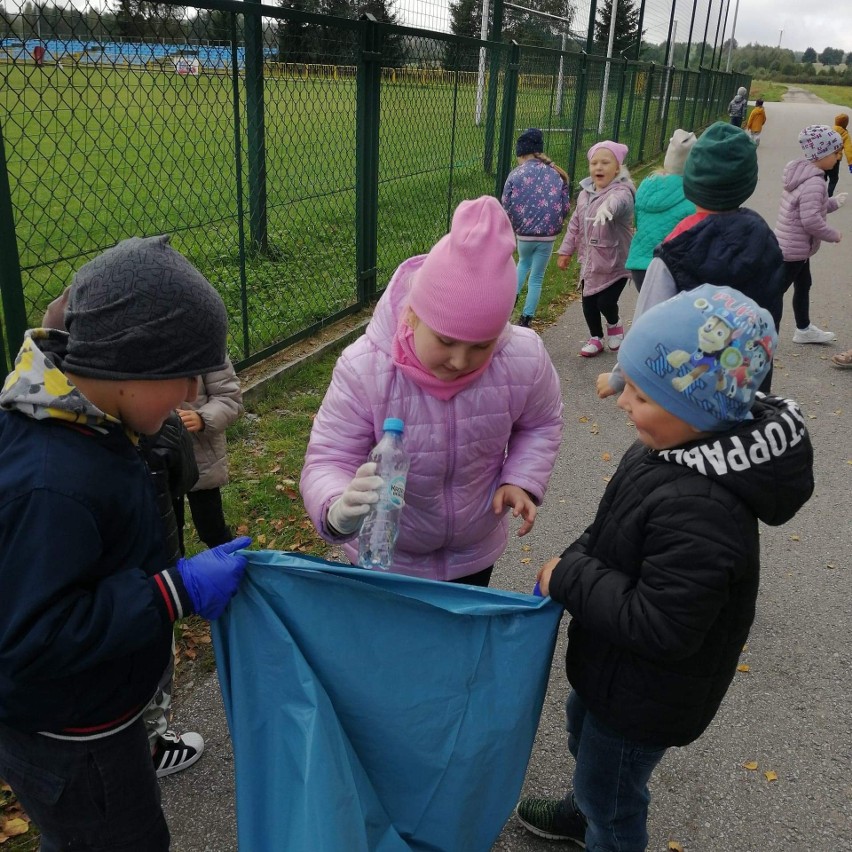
[501,159,571,239]
[558,175,635,296]
[774,159,841,262]
[300,257,563,581]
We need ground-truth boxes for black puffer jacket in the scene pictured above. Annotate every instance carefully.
[549,396,814,747]
[654,208,786,326]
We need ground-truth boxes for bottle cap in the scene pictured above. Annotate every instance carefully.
[383,417,404,433]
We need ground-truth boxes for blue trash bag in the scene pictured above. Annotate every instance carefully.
[212,551,563,852]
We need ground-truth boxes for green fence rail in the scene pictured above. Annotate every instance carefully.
[0,0,750,375]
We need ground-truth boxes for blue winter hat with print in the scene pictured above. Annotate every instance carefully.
[516,128,544,156]
[617,284,777,432]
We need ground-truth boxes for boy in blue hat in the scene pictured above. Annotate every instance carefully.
[517,284,814,850]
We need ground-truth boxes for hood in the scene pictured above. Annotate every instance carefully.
[638,173,687,214]
[652,395,814,526]
[365,256,513,356]
[578,172,636,198]
[782,158,823,193]
[0,328,117,431]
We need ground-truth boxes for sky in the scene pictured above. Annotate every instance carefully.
[732,5,852,55]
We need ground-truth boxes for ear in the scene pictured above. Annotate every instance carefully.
[404,306,419,329]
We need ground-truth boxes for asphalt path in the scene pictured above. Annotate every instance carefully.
[161,96,852,851]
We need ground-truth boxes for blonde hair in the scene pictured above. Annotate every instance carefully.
[531,152,570,184]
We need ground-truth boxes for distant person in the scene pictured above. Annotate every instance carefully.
[625,129,696,291]
[300,196,563,586]
[826,113,852,197]
[502,128,571,328]
[597,121,786,398]
[557,141,635,357]
[516,285,814,850]
[775,124,846,345]
[175,361,244,554]
[745,98,767,145]
[728,85,749,127]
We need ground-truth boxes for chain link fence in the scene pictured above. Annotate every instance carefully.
[0,0,749,374]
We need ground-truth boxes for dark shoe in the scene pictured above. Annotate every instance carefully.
[152,729,205,778]
[517,314,533,328]
[515,795,587,845]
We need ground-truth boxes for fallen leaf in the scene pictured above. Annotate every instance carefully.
[807,414,817,420]
[789,534,800,541]
[742,760,758,770]
[601,452,612,461]
[521,545,531,552]
[668,842,684,852]
[0,818,28,837]
[602,476,612,482]
[764,770,778,782]
[737,664,750,673]
[256,534,267,545]
[520,558,531,564]
[589,424,599,434]
[826,564,836,569]
[578,416,589,423]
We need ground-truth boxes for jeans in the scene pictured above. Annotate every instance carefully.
[0,718,170,851]
[516,239,555,317]
[565,692,667,852]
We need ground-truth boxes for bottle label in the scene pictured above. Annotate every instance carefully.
[387,475,406,508]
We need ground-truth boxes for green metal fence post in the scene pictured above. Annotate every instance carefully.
[0,119,26,372]
[495,41,520,197]
[568,52,589,193]
[483,0,505,174]
[355,14,382,305]
[244,0,268,253]
[637,63,655,162]
[613,57,627,139]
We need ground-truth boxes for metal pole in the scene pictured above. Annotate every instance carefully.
[475,0,490,125]
[725,0,740,72]
[598,0,618,133]
[556,30,567,116]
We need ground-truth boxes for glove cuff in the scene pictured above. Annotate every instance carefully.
[326,498,362,537]
[151,568,195,622]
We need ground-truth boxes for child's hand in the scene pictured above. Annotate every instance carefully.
[326,462,383,535]
[535,557,560,597]
[177,409,204,432]
[591,199,614,226]
[596,372,617,399]
[176,536,252,620]
[556,254,572,270]
[493,484,537,536]
[835,192,848,207]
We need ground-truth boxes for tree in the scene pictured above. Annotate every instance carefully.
[801,46,816,63]
[448,0,481,39]
[818,46,843,65]
[594,0,641,57]
[846,52,852,65]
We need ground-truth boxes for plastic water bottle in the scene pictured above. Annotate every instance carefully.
[358,418,410,571]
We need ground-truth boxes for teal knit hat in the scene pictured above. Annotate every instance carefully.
[682,122,758,211]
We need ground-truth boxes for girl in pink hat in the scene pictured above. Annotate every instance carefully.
[557,140,635,357]
[301,196,563,586]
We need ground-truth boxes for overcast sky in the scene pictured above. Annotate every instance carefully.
[732,6,851,55]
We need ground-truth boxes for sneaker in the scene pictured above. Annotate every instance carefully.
[517,314,533,328]
[792,324,836,344]
[605,323,625,351]
[516,796,587,845]
[580,336,604,357]
[152,730,205,778]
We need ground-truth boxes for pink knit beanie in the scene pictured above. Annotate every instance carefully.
[408,196,517,342]
[587,140,629,165]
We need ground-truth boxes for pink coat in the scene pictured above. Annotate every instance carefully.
[300,256,564,581]
[774,159,841,262]
[557,175,635,296]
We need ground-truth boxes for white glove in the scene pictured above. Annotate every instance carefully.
[834,192,848,208]
[591,199,614,226]
[326,462,383,535]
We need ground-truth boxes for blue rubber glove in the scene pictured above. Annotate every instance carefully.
[848,164,852,174]
[532,581,542,597]
[176,536,252,620]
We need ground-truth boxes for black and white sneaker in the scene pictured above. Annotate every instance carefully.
[152,729,205,778]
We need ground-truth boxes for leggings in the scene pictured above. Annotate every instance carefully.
[783,259,812,330]
[826,161,840,198]
[581,278,629,338]
[516,239,556,317]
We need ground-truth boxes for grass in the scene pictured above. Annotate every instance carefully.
[748,79,789,102]
[791,82,852,108]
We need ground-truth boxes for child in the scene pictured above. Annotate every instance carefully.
[775,124,846,345]
[745,97,767,145]
[826,113,852,197]
[728,85,748,127]
[300,195,563,585]
[516,284,814,850]
[557,140,635,356]
[175,360,244,553]
[597,121,786,397]
[501,127,571,327]
[0,235,252,848]
[625,129,696,291]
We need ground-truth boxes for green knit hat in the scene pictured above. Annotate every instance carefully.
[682,121,758,211]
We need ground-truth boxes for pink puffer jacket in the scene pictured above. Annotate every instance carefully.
[774,159,841,262]
[300,256,564,581]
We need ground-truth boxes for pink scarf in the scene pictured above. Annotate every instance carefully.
[391,319,491,401]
